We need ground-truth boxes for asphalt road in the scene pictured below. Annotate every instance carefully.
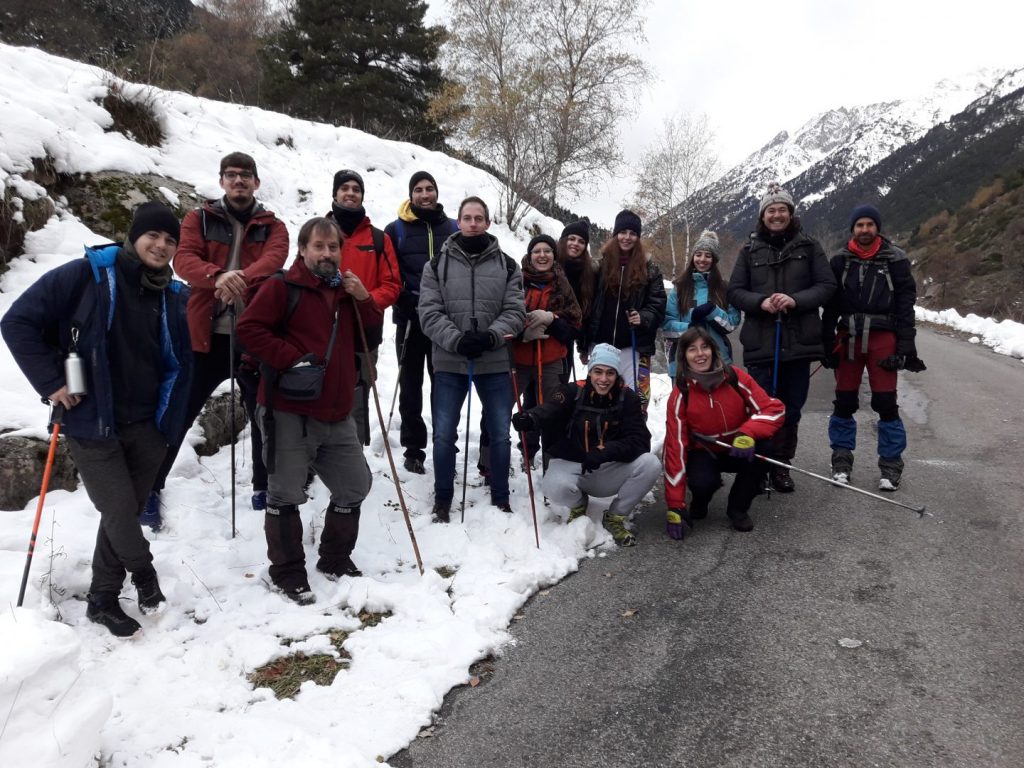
[391,326,1024,768]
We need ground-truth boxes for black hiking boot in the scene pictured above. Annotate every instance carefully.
[770,466,795,493]
[280,584,316,605]
[878,457,904,491]
[432,501,452,524]
[728,509,755,532]
[831,449,854,485]
[403,456,426,474]
[131,566,166,615]
[87,593,141,637]
[316,504,361,579]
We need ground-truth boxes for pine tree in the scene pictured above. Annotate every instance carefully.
[264,0,448,148]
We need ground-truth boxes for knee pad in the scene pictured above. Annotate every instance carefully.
[871,391,899,421]
[832,390,859,419]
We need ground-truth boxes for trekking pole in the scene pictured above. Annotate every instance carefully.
[506,337,540,548]
[17,403,64,607]
[611,265,625,346]
[535,339,544,405]
[629,322,639,393]
[707,439,928,517]
[353,303,424,574]
[771,312,783,396]
[461,357,475,524]
[229,305,237,539]
[384,322,410,438]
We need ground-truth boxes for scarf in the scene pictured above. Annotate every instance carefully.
[847,236,882,260]
[685,364,726,393]
[521,260,583,327]
[331,202,365,236]
[122,241,171,291]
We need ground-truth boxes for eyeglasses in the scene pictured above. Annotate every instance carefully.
[222,171,255,181]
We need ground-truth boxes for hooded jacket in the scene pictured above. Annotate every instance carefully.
[384,200,459,324]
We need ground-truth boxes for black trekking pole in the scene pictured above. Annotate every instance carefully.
[771,312,783,396]
[384,323,410,439]
[611,265,625,347]
[18,403,64,607]
[229,305,237,539]
[353,302,424,574]
[461,318,479,524]
[707,439,928,517]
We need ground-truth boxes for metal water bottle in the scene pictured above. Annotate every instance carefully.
[65,329,88,395]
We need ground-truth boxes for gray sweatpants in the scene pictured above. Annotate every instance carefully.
[543,454,662,516]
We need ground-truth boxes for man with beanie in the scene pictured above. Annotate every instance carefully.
[144,152,289,529]
[511,343,661,546]
[727,183,836,492]
[2,202,193,636]
[821,204,925,491]
[327,168,401,446]
[384,170,459,473]
[418,196,525,521]
[556,219,597,379]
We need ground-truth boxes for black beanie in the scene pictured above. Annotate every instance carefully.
[128,201,180,245]
[527,234,558,256]
[409,170,438,198]
[613,209,642,237]
[849,204,882,232]
[560,220,590,245]
[332,169,364,197]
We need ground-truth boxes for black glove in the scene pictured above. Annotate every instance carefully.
[904,355,927,372]
[820,353,840,370]
[690,302,715,324]
[511,412,535,432]
[581,451,603,474]
[878,354,905,372]
[396,291,418,318]
[456,331,491,360]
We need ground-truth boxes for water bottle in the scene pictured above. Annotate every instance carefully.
[65,351,88,395]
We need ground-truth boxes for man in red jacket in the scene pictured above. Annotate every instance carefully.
[144,152,289,529]
[327,168,401,445]
[237,216,383,604]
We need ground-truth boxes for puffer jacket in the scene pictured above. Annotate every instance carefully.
[418,233,526,375]
[1,244,193,443]
[586,259,667,355]
[328,212,401,312]
[727,227,836,365]
[662,272,742,374]
[384,200,458,324]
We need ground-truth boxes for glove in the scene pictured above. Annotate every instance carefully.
[665,508,691,540]
[820,353,840,370]
[396,291,418,318]
[729,435,756,462]
[690,303,715,324]
[522,323,550,343]
[456,331,491,360]
[526,309,555,328]
[878,354,906,371]
[904,355,927,372]
[511,412,535,432]
[581,451,602,474]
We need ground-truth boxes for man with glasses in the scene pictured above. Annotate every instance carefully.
[142,152,289,530]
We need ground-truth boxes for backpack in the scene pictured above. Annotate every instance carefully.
[391,217,458,254]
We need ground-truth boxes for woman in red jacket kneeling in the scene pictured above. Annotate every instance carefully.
[663,327,785,537]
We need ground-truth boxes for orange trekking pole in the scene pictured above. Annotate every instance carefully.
[17,404,64,607]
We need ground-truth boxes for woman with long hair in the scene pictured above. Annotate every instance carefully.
[662,230,741,377]
[556,220,597,381]
[584,210,666,415]
[663,326,784,537]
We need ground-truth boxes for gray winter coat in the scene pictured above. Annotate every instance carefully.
[418,233,526,375]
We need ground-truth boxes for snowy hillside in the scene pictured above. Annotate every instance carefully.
[0,43,674,768]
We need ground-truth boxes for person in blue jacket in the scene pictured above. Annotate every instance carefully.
[662,230,741,376]
[1,202,193,638]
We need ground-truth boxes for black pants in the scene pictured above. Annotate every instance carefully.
[68,422,168,593]
[396,321,434,461]
[152,333,266,492]
[687,448,764,517]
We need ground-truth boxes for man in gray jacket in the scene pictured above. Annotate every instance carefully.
[418,196,525,521]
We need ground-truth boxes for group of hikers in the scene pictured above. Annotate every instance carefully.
[0,152,925,636]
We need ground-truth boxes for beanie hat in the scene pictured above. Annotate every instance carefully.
[560,220,590,245]
[691,230,721,262]
[408,170,438,198]
[332,169,364,197]
[849,204,882,232]
[527,234,557,256]
[758,182,795,218]
[128,201,180,245]
[587,343,621,374]
[612,209,642,237]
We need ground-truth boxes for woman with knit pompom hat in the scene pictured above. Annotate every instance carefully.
[662,229,741,377]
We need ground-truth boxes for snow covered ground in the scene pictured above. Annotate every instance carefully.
[2,42,1023,768]
[916,307,1024,361]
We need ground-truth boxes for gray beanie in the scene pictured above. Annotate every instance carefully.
[588,343,621,374]
[758,182,795,217]
[691,230,720,262]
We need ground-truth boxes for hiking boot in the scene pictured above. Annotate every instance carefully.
[403,456,426,474]
[567,493,590,522]
[251,490,267,511]
[432,501,452,524]
[728,509,755,532]
[688,496,710,520]
[494,501,513,514]
[317,557,362,580]
[831,449,853,485]
[281,584,316,605]
[317,504,361,579]
[87,593,141,637]
[139,490,162,532]
[131,567,166,615]
[878,457,904,491]
[770,466,795,493]
[602,513,636,547]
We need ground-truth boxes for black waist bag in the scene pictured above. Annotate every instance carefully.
[277,306,339,401]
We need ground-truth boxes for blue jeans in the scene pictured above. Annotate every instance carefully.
[432,370,513,503]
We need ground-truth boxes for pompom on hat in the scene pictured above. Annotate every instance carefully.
[691,230,720,262]
[758,182,795,217]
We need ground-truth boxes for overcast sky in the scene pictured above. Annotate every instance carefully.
[425,0,1024,227]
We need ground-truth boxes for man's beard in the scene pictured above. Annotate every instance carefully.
[312,259,338,279]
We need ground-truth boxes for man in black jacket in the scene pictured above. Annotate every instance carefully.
[821,204,925,491]
[384,171,458,474]
[512,343,661,547]
[727,183,837,492]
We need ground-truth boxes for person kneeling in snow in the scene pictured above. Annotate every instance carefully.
[663,327,785,537]
[236,217,383,605]
[1,202,192,637]
[511,343,661,547]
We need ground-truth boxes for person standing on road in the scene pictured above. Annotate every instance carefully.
[727,183,836,492]
[384,171,459,474]
[821,204,925,491]
[2,202,192,636]
[663,327,784,536]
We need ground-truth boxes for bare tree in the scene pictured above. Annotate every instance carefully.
[634,112,719,277]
